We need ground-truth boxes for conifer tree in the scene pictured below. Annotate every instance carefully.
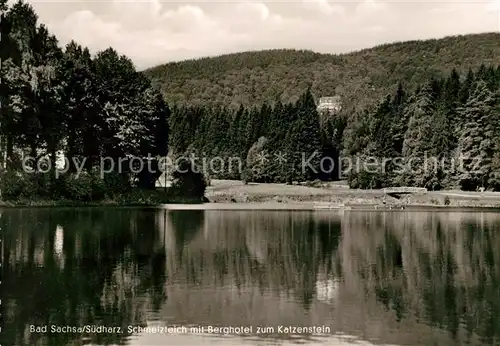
[390,82,409,156]
[459,69,475,104]
[228,105,244,155]
[284,89,322,182]
[373,95,394,158]
[401,84,435,187]
[456,81,498,190]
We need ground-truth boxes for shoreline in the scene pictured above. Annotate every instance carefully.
[162,202,500,212]
[2,180,500,210]
[2,201,500,212]
[0,196,203,209]
[204,180,500,209]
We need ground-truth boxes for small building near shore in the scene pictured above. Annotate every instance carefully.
[156,172,173,188]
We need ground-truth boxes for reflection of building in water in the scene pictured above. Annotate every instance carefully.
[54,225,65,269]
[315,272,340,305]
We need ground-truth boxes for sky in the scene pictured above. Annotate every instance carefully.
[17,0,500,70]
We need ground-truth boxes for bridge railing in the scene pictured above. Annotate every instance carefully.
[382,187,428,194]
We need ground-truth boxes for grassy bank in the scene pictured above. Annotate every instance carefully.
[0,189,204,208]
[3,180,500,209]
[206,180,500,209]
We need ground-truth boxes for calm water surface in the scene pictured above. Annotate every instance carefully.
[2,208,500,346]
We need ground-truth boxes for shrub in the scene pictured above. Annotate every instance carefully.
[0,169,125,202]
[103,172,132,196]
[171,159,207,199]
[59,172,94,201]
[59,170,116,201]
[0,170,59,199]
[31,172,58,198]
[0,171,31,199]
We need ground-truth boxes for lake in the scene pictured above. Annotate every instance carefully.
[2,207,500,346]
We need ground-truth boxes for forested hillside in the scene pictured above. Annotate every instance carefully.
[144,33,500,110]
[159,32,500,191]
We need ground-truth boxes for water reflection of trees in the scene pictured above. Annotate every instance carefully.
[162,210,343,329]
[3,208,500,346]
[163,210,500,345]
[165,211,342,299]
[1,208,167,346]
[341,212,500,345]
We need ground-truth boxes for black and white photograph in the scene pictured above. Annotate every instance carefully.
[1,0,500,345]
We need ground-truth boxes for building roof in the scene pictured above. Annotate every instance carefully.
[318,96,341,105]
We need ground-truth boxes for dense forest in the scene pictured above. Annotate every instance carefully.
[0,0,204,203]
[345,66,500,190]
[144,33,500,110]
[168,63,500,191]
